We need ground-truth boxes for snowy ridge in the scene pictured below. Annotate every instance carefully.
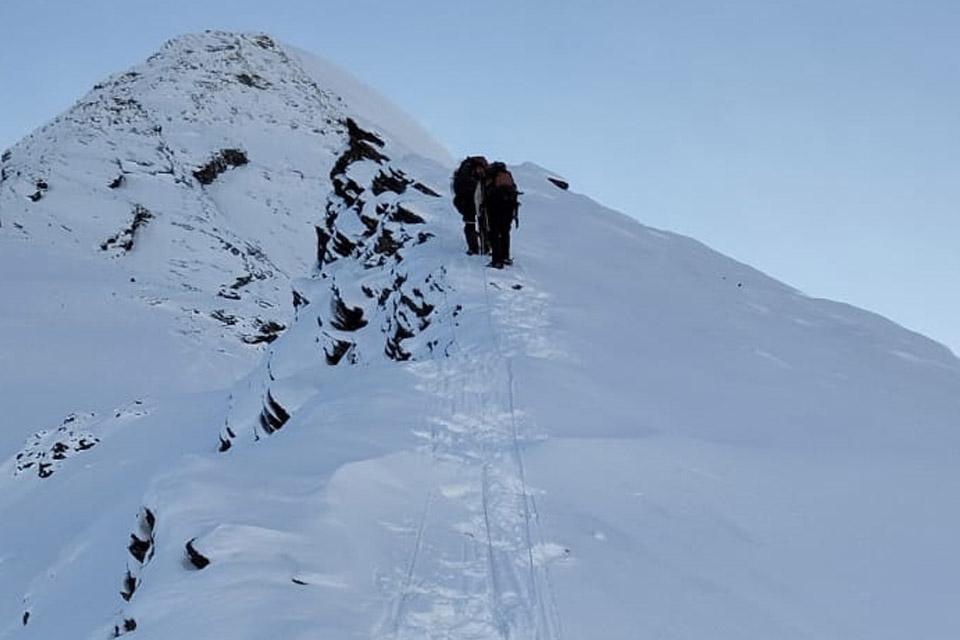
[2,31,960,640]
[218,116,454,451]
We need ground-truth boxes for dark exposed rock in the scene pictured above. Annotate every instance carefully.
[217,289,241,300]
[374,229,402,256]
[229,274,254,290]
[308,110,452,369]
[128,534,151,563]
[401,293,435,320]
[120,570,137,601]
[242,320,286,345]
[359,213,380,235]
[371,168,410,196]
[15,418,102,478]
[293,289,310,310]
[220,148,249,167]
[115,510,155,619]
[330,119,387,177]
[100,204,154,252]
[332,176,365,209]
[315,226,331,265]
[205,41,236,53]
[218,427,237,453]
[331,231,357,258]
[390,205,425,225]
[121,507,157,584]
[193,148,249,185]
[385,324,414,362]
[324,338,354,365]
[185,538,210,570]
[259,390,290,433]
[412,182,441,197]
[253,34,276,49]
[211,309,238,326]
[50,441,69,460]
[113,618,137,637]
[112,618,137,637]
[547,177,569,190]
[330,291,367,331]
[28,191,43,202]
[258,410,277,433]
[108,174,125,189]
[345,117,384,148]
[235,72,269,89]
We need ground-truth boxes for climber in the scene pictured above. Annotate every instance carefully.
[451,156,489,255]
[482,162,519,269]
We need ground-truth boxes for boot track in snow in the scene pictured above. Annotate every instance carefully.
[377,255,563,640]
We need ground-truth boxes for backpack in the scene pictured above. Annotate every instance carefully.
[452,156,487,199]
[486,162,514,187]
[483,162,520,227]
[485,162,518,206]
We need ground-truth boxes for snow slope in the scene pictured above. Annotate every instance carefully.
[1,31,958,640]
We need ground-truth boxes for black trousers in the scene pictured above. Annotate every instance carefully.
[486,205,513,266]
[463,221,480,254]
[454,196,481,254]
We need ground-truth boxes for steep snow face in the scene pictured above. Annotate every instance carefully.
[2,32,959,640]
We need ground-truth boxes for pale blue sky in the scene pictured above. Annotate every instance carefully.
[2,0,957,353]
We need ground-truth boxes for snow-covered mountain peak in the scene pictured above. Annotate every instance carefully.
[1,32,959,640]
[0,31,453,366]
[2,30,448,173]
